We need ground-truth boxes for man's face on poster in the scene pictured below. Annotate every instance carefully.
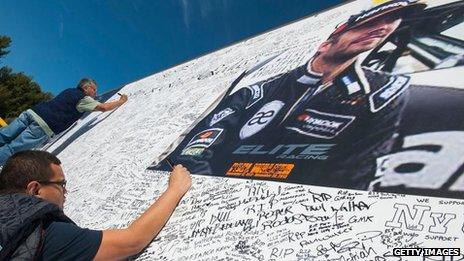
[322,13,403,61]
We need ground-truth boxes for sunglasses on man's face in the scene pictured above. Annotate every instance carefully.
[38,180,67,190]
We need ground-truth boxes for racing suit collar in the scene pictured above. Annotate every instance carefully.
[296,59,323,85]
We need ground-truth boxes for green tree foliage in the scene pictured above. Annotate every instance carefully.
[0,35,52,123]
[0,36,11,58]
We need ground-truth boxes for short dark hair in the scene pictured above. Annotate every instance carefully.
[0,151,61,195]
[77,78,97,90]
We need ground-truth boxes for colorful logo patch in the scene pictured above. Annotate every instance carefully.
[181,147,206,156]
[287,109,355,139]
[184,128,223,150]
[341,75,361,95]
[226,162,294,179]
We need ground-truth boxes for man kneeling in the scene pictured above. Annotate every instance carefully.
[0,150,191,260]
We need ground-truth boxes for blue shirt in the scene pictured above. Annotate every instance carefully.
[39,222,102,260]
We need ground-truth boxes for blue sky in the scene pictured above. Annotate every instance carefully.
[0,0,341,95]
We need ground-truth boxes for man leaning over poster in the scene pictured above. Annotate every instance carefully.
[167,0,426,190]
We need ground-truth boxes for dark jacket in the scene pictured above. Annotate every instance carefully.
[0,193,73,260]
[32,88,86,134]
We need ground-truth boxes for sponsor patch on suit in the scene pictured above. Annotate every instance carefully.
[240,100,285,140]
[245,84,264,109]
[184,128,223,149]
[209,107,235,126]
[286,109,355,139]
[369,75,410,112]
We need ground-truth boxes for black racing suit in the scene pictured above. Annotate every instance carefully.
[164,61,410,190]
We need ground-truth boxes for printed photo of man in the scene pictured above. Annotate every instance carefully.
[153,0,428,190]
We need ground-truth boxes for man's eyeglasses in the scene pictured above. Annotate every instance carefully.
[38,180,67,190]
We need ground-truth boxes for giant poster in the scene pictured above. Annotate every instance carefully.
[151,0,464,199]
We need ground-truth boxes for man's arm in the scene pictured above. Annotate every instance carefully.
[93,94,128,112]
[94,165,191,260]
